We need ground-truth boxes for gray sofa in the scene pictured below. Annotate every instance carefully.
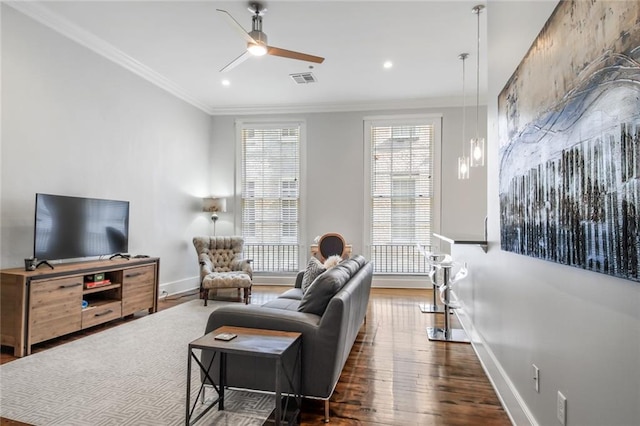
[202,254,373,421]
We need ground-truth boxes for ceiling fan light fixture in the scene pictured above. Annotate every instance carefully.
[247,42,267,56]
[217,6,325,72]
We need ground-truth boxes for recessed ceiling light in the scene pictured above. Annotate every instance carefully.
[221,79,230,86]
[383,61,393,69]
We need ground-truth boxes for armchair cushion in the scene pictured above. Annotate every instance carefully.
[202,271,252,290]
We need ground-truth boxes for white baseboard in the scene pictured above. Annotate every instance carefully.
[159,276,199,296]
[455,308,538,426]
[371,275,425,288]
[252,275,297,286]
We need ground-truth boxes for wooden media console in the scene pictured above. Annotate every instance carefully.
[1,257,160,357]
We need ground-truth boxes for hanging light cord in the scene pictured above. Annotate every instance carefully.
[460,54,467,155]
[475,5,483,140]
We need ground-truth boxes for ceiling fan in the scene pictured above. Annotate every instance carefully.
[216,2,325,72]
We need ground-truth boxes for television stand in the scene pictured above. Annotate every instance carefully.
[0,257,160,357]
[35,260,54,270]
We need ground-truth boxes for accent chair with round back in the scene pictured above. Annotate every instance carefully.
[316,232,348,262]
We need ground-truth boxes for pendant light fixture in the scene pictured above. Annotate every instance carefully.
[470,4,485,167]
[457,53,470,180]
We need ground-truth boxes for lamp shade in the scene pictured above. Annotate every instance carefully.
[202,197,227,213]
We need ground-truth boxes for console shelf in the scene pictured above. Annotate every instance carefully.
[0,257,160,357]
[83,283,121,295]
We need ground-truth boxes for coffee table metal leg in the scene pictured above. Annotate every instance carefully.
[275,359,282,425]
[186,347,192,425]
[278,341,302,425]
[219,353,226,410]
[187,350,223,426]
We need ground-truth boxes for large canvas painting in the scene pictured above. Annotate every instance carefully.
[498,0,640,281]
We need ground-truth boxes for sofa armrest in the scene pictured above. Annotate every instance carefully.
[294,271,305,288]
[205,304,319,335]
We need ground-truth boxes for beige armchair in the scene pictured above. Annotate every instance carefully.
[192,236,252,305]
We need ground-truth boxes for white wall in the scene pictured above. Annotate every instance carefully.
[453,2,640,425]
[1,6,212,292]
[0,4,488,294]
[211,106,488,285]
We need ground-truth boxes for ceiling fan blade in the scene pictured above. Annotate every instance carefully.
[216,9,257,44]
[267,46,325,64]
[220,50,252,72]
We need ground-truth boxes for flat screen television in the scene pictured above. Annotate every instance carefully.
[34,193,130,261]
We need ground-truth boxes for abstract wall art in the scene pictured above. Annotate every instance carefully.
[498,0,640,281]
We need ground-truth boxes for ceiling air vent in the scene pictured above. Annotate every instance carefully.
[290,73,317,84]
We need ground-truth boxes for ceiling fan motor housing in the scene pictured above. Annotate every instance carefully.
[248,30,267,46]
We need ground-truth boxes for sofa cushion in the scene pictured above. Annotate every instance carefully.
[298,264,351,315]
[301,257,326,294]
[350,254,367,268]
[337,258,361,277]
[279,288,304,300]
[262,297,301,311]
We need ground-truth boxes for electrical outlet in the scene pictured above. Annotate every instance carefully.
[557,391,567,425]
[532,364,540,393]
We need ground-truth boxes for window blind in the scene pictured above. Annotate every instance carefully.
[240,124,300,271]
[369,122,434,273]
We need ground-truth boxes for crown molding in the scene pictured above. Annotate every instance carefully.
[5,1,215,115]
[208,95,483,116]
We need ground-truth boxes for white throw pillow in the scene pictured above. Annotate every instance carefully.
[323,255,343,270]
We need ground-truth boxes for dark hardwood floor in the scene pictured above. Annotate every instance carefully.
[1,286,511,425]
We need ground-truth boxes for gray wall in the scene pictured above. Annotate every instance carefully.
[452,2,640,426]
[211,106,488,281]
[1,5,212,292]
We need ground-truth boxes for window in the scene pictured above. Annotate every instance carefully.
[244,181,256,238]
[238,122,301,272]
[365,116,441,274]
[281,180,298,240]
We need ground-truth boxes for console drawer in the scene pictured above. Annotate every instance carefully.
[29,276,83,344]
[82,300,122,329]
[123,265,155,286]
[122,265,155,315]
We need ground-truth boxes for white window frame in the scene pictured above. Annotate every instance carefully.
[363,114,442,273]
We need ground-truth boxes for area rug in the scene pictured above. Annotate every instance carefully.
[0,300,273,425]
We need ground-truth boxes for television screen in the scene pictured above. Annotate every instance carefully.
[34,193,129,261]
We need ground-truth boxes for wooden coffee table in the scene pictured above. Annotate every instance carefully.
[186,326,302,426]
